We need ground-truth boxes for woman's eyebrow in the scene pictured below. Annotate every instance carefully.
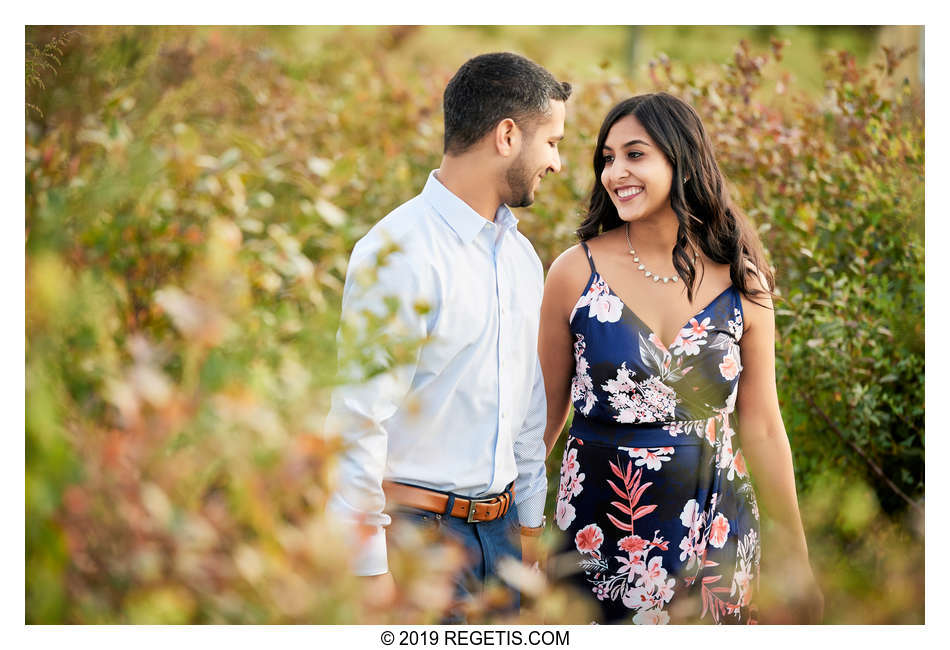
[602,139,651,151]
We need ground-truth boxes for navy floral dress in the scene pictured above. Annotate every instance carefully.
[555,242,760,624]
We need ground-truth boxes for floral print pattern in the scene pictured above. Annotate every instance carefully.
[571,275,624,324]
[557,245,760,624]
[571,335,598,415]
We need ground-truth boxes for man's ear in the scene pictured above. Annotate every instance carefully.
[493,118,520,157]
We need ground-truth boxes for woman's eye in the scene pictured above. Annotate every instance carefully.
[629,151,642,159]
[603,154,614,163]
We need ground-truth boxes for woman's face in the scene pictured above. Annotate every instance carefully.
[600,113,674,224]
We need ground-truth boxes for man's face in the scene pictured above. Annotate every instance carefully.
[504,100,566,208]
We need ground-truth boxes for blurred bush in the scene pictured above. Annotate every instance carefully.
[26,26,922,623]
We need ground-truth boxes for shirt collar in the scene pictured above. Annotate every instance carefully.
[422,170,517,245]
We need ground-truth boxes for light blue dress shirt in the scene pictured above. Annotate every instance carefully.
[326,171,548,576]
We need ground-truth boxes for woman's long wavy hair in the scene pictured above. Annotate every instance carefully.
[577,93,774,304]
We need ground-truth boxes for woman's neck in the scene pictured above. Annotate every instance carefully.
[626,210,680,257]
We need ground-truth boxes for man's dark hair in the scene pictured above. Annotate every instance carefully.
[442,52,572,155]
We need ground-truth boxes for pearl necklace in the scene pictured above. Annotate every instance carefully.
[625,223,697,285]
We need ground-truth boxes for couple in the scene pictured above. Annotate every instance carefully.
[326,52,822,625]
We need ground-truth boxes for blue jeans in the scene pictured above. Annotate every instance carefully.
[394,502,521,622]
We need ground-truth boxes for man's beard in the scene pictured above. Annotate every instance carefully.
[505,155,535,208]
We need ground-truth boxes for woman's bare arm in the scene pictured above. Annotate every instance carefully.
[736,277,823,622]
[539,245,590,456]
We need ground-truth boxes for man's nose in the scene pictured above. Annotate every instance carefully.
[550,150,562,174]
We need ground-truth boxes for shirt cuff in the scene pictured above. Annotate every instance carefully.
[352,526,389,576]
[515,488,546,529]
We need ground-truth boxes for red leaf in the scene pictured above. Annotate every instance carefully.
[632,504,657,520]
[606,513,633,532]
[607,479,628,500]
[609,460,625,481]
[627,465,642,490]
[711,587,730,593]
[702,575,722,584]
[611,500,632,515]
[633,481,653,505]
[703,560,720,568]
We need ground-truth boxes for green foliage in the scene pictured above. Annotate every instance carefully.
[25,29,78,116]
[26,26,922,623]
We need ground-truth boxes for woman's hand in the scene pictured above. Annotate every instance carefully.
[761,553,823,624]
[786,559,824,624]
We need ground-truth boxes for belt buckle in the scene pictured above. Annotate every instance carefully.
[466,496,497,523]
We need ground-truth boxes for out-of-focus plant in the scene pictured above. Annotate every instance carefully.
[26,26,922,623]
[25,28,77,116]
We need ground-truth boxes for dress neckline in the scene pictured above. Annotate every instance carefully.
[586,268,737,351]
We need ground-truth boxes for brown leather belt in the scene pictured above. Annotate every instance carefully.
[383,480,515,523]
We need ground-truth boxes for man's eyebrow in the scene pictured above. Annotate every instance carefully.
[602,139,651,150]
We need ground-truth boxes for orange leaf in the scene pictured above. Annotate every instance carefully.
[607,513,632,532]
[633,504,657,520]
[611,501,632,515]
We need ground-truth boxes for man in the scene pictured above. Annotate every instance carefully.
[326,52,570,617]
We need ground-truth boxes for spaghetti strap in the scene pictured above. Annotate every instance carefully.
[580,241,597,274]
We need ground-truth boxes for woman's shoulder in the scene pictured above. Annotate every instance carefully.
[543,242,594,307]
[547,242,591,279]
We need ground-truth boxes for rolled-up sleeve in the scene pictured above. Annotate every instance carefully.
[512,355,547,528]
[326,240,429,575]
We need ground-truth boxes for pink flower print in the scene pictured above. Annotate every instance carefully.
[732,566,752,601]
[575,524,605,555]
[592,583,609,601]
[561,447,579,480]
[588,292,624,323]
[663,422,684,437]
[636,556,668,591]
[678,534,696,562]
[719,352,740,380]
[685,316,711,339]
[656,577,676,604]
[705,417,717,444]
[678,534,708,564]
[679,499,702,534]
[555,499,576,530]
[621,585,652,610]
[625,447,671,471]
[732,450,748,478]
[571,334,598,415]
[569,279,604,322]
[566,472,585,498]
[728,308,744,340]
[615,554,645,583]
[670,334,701,356]
[632,607,670,625]
[618,535,649,555]
[709,512,731,548]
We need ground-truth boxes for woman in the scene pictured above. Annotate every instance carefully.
[539,93,822,624]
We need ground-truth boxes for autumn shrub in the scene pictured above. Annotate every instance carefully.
[26,26,922,623]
